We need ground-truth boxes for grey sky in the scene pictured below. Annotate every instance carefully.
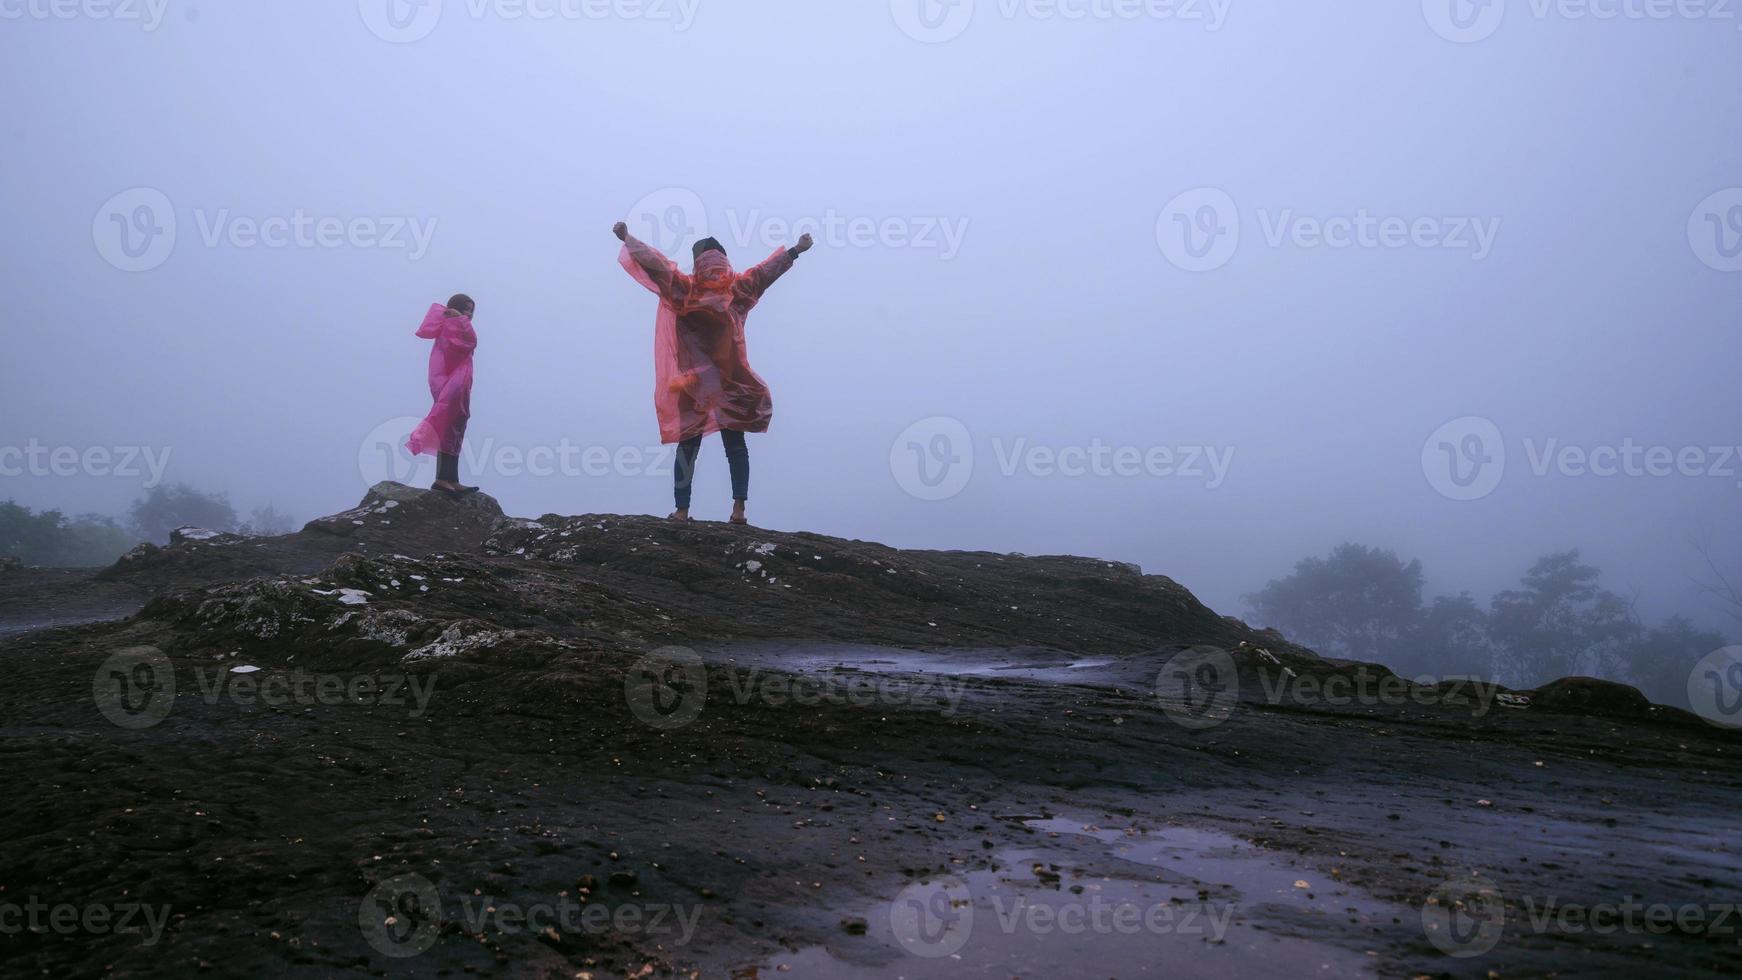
[2,2,1739,626]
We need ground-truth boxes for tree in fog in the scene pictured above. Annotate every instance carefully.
[1244,544,1426,666]
[1621,616,1729,711]
[242,504,296,536]
[128,484,238,544]
[1692,538,1742,630]
[1487,551,1640,686]
[0,501,138,567]
[1409,594,1495,680]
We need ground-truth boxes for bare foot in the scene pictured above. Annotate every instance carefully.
[729,503,749,525]
[668,510,692,522]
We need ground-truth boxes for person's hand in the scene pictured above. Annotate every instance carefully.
[613,222,629,242]
[794,233,814,254]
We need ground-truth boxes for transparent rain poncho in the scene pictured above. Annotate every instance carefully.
[406,303,476,457]
[619,235,794,444]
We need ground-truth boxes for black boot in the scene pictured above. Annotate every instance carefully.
[433,454,478,495]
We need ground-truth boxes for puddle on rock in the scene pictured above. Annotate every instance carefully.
[747,814,1401,979]
[706,642,1145,690]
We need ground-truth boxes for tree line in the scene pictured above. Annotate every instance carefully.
[1,485,295,568]
[1245,543,1738,710]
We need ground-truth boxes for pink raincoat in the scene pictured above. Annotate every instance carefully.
[619,235,794,444]
[406,303,476,457]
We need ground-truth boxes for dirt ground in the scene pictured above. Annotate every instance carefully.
[2,486,1738,978]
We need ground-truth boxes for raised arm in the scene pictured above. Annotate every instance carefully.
[615,222,687,302]
[739,233,813,302]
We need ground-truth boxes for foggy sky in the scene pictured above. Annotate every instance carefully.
[3,2,1739,629]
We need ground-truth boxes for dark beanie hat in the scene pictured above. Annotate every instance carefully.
[692,237,727,260]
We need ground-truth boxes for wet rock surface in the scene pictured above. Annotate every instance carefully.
[1,485,1738,977]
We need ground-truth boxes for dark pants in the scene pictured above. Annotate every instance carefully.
[675,430,748,510]
[436,452,461,484]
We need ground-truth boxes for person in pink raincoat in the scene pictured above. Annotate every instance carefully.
[614,223,813,525]
[406,294,479,495]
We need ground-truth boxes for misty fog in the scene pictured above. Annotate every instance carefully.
[4,1,1739,641]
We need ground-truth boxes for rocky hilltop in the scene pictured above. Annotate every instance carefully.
[0,485,1737,978]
